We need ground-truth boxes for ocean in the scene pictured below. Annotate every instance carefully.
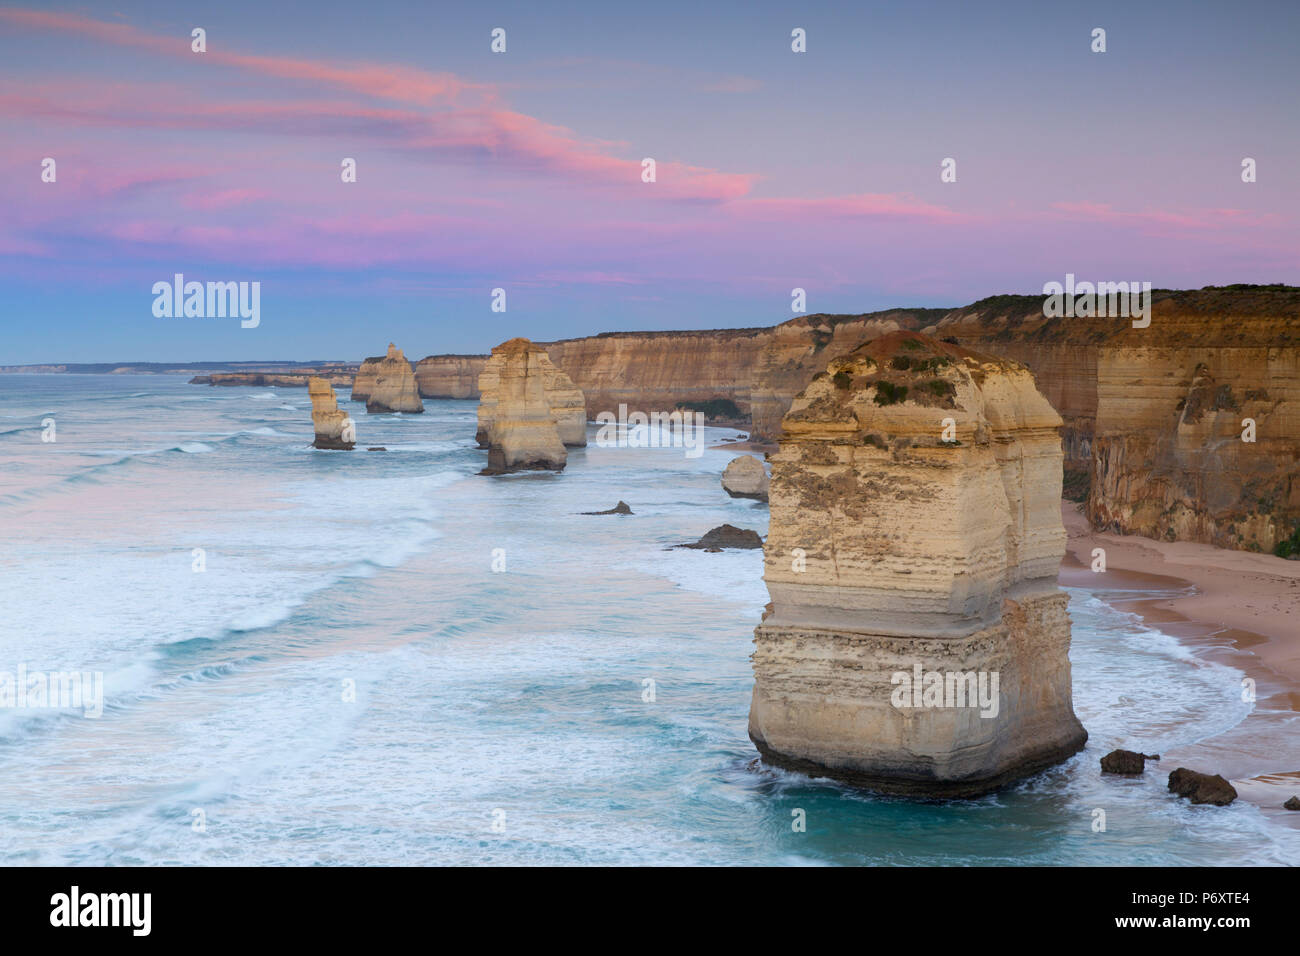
[0,373,1295,865]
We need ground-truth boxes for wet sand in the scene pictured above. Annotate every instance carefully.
[709,440,777,454]
[1060,502,1300,827]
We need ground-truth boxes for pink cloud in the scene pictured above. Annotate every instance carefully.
[0,9,755,202]
[728,193,963,223]
[0,9,476,105]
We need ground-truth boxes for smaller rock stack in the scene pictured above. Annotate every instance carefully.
[477,340,586,448]
[478,338,569,475]
[352,343,424,414]
[309,377,355,450]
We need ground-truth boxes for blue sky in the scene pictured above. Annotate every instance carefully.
[1,0,1297,362]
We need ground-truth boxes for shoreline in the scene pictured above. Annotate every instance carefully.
[1060,502,1300,682]
[1059,501,1300,825]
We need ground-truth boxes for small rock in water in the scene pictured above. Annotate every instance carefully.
[1168,768,1238,806]
[1284,795,1300,811]
[367,446,387,451]
[721,455,770,502]
[678,524,763,550]
[1100,749,1158,775]
[581,501,632,515]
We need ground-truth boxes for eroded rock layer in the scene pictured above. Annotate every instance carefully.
[478,338,567,474]
[352,344,424,413]
[308,377,354,450]
[749,331,1087,796]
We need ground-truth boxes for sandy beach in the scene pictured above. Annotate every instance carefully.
[1061,502,1300,680]
[1060,501,1300,826]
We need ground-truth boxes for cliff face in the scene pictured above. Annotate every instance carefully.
[352,344,424,414]
[414,355,487,399]
[1087,343,1300,550]
[476,344,586,447]
[478,338,568,474]
[749,331,1086,796]
[545,328,770,423]
[308,377,354,450]
[926,286,1300,551]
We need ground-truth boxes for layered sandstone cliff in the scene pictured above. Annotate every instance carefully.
[478,338,568,474]
[308,377,355,450]
[352,344,424,413]
[476,342,586,447]
[545,328,770,424]
[414,354,488,399]
[749,331,1087,796]
[926,286,1300,551]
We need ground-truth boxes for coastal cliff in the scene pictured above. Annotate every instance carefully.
[414,354,488,399]
[478,338,568,474]
[419,284,1298,552]
[544,328,770,424]
[926,286,1300,551]
[749,331,1087,795]
[352,344,424,414]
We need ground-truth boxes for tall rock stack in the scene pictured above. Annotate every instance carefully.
[749,331,1087,797]
[476,338,587,449]
[478,338,568,475]
[352,343,424,414]
[308,377,355,450]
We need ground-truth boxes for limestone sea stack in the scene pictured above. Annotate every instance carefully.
[308,377,355,450]
[476,340,586,447]
[748,331,1087,797]
[352,344,424,414]
[479,338,567,475]
[721,455,770,501]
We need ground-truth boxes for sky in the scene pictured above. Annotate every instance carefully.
[1,0,1297,363]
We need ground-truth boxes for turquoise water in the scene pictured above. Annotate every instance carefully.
[0,374,1295,865]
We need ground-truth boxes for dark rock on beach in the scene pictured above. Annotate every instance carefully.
[1284,795,1300,811]
[1100,749,1159,775]
[1168,768,1238,806]
[678,524,763,550]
